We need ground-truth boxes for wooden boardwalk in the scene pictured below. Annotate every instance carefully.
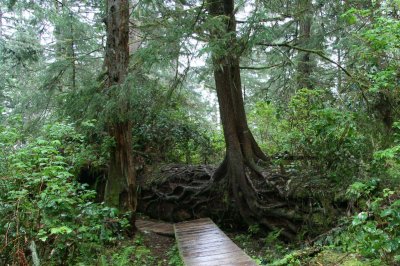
[174,218,257,266]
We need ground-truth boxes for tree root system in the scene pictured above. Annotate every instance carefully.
[138,164,342,239]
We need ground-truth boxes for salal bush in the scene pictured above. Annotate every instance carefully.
[336,186,400,265]
[0,121,125,265]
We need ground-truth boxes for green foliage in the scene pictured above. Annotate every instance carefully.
[282,124,400,265]
[167,244,184,266]
[0,120,125,265]
[248,101,283,154]
[336,187,400,265]
[373,122,400,184]
[127,82,224,164]
[346,179,379,202]
[248,224,261,235]
[332,122,400,263]
[1,0,400,265]
[270,252,302,266]
[345,2,400,126]
[249,89,371,183]
[283,89,369,182]
[264,229,282,245]
[99,234,158,266]
[233,233,253,249]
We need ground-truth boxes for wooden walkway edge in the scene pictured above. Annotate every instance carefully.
[174,218,257,266]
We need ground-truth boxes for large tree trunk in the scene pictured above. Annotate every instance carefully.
[207,0,298,239]
[104,0,137,228]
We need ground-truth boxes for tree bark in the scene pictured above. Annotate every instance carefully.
[104,0,137,228]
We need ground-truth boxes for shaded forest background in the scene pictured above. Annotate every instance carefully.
[0,0,399,265]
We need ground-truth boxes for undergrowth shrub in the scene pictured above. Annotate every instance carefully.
[99,234,164,265]
[0,120,126,265]
[248,89,373,184]
[336,187,400,265]
[336,122,400,264]
[373,122,400,185]
[283,89,371,182]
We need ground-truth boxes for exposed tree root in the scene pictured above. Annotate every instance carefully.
[138,163,339,239]
[138,164,221,222]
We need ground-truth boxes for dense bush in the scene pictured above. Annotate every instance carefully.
[133,107,224,164]
[305,126,400,265]
[344,122,400,264]
[249,89,372,183]
[341,187,400,265]
[0,120,127,265]
[373,122,400,185]
[129,85,225,165]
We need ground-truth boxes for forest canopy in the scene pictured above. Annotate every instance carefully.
[0,0,399,265]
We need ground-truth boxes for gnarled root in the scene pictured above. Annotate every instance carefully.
[138,163,337,239]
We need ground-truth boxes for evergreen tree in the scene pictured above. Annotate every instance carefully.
[103,0,136,227]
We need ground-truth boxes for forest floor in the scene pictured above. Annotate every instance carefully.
[101,231,178,266]
[103,228,368,266]
[141,231,176,265]
[138,229,365,266]
[102,216,368,266]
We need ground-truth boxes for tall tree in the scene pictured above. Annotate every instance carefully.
[104,0,137,228]
[207,0,297,238]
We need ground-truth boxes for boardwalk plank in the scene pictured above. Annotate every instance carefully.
[174,218,257,266]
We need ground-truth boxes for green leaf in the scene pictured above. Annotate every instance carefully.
[380,208,394,217]
[38,229,48,241]
[50,226,73,235]
[352,212,368,226]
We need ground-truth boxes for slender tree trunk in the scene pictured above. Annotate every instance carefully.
[337,41,342,93]
[0,9,3,38]
[296,0,313,89]
[68,13,76,90]
[104,0,137,228]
